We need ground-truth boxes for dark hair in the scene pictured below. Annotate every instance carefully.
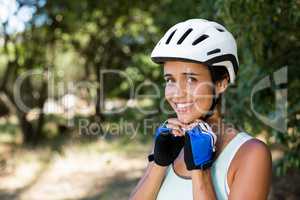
[210,66,230,83]
[208,65,229,118]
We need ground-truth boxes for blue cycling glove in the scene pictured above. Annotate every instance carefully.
[184,121,217,170]
[151,121,185,166]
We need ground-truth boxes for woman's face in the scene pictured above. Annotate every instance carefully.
[164,61,215,124]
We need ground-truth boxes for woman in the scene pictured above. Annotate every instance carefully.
[129,19,272,200]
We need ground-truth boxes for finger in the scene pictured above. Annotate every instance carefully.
[166,124,184,136]
[166,123,182,131]
[184,123,195,131]
[167,119,191,132]
[171,129,185,137]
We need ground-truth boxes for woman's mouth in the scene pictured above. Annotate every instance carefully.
[174,102,194,113]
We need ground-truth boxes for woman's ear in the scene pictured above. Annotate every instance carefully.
[216,78,229,95]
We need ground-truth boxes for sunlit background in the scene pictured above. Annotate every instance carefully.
[0,0,299,199]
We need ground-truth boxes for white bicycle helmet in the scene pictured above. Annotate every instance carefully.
[151,18,239,84]
[151,19,239,119]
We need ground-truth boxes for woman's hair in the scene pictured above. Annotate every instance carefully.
[210,66,229,118]
[211,66,230,83]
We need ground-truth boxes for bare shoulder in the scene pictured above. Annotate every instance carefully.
[241,138,271,158]
[228,137,272,199]
[236,137,272,168]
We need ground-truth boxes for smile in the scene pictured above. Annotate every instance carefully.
[175,102,194,112]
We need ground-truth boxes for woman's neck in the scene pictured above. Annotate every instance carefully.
[205,112,223,134]
[205,112,240,157]
[205,112,229,154]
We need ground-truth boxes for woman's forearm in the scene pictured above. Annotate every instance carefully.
[191,169,217,200]
[129,162,167,200]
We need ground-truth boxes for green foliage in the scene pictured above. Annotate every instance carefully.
[0,0,299,174]
[212,0,300,175]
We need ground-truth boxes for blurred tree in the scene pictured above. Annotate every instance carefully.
[0,0,298,174]
[212,0,300,175]
[43,0,160,124]
[0,1,52,144]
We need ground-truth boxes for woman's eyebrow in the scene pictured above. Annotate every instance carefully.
[182,72,201,76]
[164,72,201,77]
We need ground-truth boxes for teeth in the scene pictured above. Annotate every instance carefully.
[176,102,193,108]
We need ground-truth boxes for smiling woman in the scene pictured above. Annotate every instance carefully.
[129,19,272,200]
[163,61,228,124]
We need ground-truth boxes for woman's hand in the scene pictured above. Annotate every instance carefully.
[152,118,186,166]
[165,118,187,137]
[183,121,217,170]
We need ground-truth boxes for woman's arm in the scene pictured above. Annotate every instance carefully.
[191,169,217,200]
[184,120,218,199]
[190,139,272,200]
[129,162,167,200]
[130,118,186,200]
[228,139,272,200]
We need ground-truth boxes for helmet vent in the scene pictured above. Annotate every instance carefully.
[207,48,221,55]
[166,29,177,44]
[192,34,209,45]
[216,28,224,32]
[177,28,193,44]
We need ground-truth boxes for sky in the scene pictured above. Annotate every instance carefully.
[0,0,46,33]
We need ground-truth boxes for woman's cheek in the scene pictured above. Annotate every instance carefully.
[165,84,177,98]
[165,85,176,108]
[190,81,212,96]
[190,83,213,113]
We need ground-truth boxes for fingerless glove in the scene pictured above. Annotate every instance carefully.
[184,121,216,170]
[149,121,185,166]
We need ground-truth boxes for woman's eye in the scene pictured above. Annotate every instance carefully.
[187,77,197,83]
[165,78,175,84]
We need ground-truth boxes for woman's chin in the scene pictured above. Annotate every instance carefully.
[176,113,199,124]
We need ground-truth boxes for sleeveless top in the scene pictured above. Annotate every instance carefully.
[156,132,253,200]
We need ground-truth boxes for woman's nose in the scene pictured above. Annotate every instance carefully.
[173,81,188,97]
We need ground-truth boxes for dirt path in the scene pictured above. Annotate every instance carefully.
[0,139,149,200]
[0,139,299,200]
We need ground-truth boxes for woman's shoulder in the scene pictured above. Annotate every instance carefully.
[226,127,269,153]
[228,132,272,194]
[234,132,272,168]
[238,131,270,154]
